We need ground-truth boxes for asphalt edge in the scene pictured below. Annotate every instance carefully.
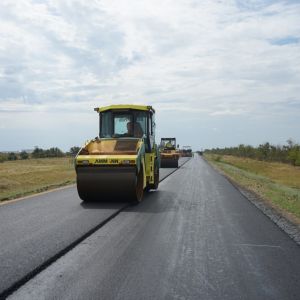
[202,156,300,247]
[0,184,76,207]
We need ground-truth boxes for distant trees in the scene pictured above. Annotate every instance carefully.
[7,152,18,161]
[20,151,29,160]
[287,140,300,166]
[205,140,300,166]
[69,146,81,156]
[0,146,80,162]
[0,153,7,163]
[31,147,64,158]
[46,147,64,158]
[31,147,44,158]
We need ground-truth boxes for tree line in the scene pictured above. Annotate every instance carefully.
[205,139,300,166]
[0,146,81,163]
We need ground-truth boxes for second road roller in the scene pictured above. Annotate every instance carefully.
[160,137,180,168]
[75,105,160,202]
[181,145,193,157]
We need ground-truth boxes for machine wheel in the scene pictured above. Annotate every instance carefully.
[170,159,178,168]
[133,169,144,203]
[173,160,179,168]
[77,190,93,202]
[77,179,92,202]
[160,160,167,168]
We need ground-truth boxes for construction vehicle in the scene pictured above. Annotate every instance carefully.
[181,146,193,157]
[160,138,180,168]
[75,105,160,202]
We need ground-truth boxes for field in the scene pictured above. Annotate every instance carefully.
[205,154,300,223]
[0,157,76,202]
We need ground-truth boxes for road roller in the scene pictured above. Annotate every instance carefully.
[160,138,180,168]
[181,146,193,157]
[75,105,160,202]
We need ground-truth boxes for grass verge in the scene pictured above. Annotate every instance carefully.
[0,157,76,202]
[204,154,300,225]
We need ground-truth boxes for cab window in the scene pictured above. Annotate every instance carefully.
[100,110,147,138]
[114,114,132,135]
[135,111,147,137]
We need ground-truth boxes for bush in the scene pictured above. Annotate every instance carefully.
[32,147,46,158]
[7,152,17,161]
[214,155,222,162]
[205,139,300,166]
[45,147,64,158]
[69,146,81,157]
[20,151,29,160]
[288,146,300,166]
[32,146,65,158]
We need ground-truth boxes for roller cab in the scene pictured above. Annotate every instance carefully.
[75,105,160,202]
[160,138,180,168]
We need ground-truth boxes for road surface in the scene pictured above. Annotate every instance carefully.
[1,156,300,299]
[0,158,189,298]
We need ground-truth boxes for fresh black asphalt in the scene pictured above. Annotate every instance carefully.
[0,159,188,297]
[6,156,300,300]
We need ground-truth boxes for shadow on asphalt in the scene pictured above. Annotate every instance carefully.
[79,189,178,213]
[80,199,130,209]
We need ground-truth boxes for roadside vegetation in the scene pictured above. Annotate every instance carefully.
[0,146,80,163]
[204,152,300,224]
[0,146,80,202]
[205,139,300,166]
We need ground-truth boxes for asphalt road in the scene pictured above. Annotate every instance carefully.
[6,155,300,300]
[0,158,189,298]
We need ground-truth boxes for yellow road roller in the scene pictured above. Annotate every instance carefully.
[160,138,180,168]
[181,145,193,157]
[75,105,160,202]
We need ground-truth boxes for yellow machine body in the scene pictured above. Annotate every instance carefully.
[75,105,159,202]
[160,137,179,168]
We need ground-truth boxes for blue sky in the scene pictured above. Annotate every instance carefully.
[0,0,299,151]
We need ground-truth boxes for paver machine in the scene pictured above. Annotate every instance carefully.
[75,105,160,202]
[160,137,180,168]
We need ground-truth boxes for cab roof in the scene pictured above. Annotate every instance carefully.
[94,104,155,113]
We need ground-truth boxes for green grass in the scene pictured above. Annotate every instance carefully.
[205,154,300,223]
[0,157,76,202]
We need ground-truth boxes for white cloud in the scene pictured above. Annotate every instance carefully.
[0,0,300,149]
